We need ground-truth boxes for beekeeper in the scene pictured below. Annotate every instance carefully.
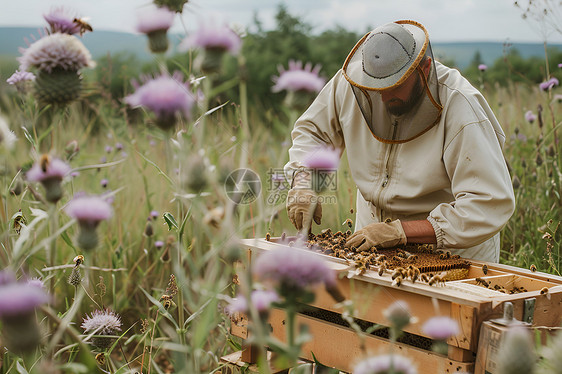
[285,20,515,262]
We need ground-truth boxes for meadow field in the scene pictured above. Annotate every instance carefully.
[0,3,561,374]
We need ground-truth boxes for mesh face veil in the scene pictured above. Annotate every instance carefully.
[342,20,442,144]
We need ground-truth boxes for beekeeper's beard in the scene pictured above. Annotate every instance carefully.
[385,76,425,117]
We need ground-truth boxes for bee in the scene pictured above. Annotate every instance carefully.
[482,264,488,275]
[73,17,93,36]
[392,256,403,262]
[428,273,446,286]
[343,218,353,228]
[73,255,85,266]
[530,264,537,272]
[406,254,418,262]
[407,266,420,283]
[475,277,489,288]
[392,275,403,287]
[378,261,387,276]
[540,287,549,295]
[450,254,461,259]
[420,273,430,283]
[160,294,176,310]
[95,352,105,366]
[265,232,271,241]
[11,210,26,235]
[39,154,51,172]
[392,267,405,280]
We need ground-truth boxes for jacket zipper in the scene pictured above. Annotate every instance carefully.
[375,120,399,221]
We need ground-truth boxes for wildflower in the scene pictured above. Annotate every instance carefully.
[496,325,536,374]
[155,240,164,249]
[303,146,340,193]
[524,110,536,124]
[383,300,413,331]
[65,194,112,250]
[179,19,242,74]
[353,354,417,374]
[104,145,113,153]
[100,178,108,188]
[26,155,71,203]
[135,5,175,54]
[422,316,459,340]
[0,115,17,152]
[124,71,195,131]
[272,60,326,110]
[512,175,521,190]
[115,142,124,151]
[272,60,326,94]
[17,33,95,105]
[43,6,83,35]
[227,290,279,320]
[26,277,45,289]
[478,64,488,71]
[553,94,562,103]
[150,210,159,220]
[0,270,49,353]
[253,246,342,302]
[539,77,559,91]
[153,0,188,13]
[81,309,122,349]
[6,70,35,94]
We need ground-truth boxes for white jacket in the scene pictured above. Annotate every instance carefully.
[285,62,515,262]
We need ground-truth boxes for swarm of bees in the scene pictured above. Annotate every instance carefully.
[279,229,474,288]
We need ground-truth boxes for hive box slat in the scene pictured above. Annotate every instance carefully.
[237,237,562,372]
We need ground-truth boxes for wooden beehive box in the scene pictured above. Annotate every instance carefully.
[235,237,562,373]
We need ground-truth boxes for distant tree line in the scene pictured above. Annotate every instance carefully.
[92,5,562,117]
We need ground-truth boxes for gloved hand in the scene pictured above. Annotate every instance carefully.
[345,219,407,252]
[286,188,322,231]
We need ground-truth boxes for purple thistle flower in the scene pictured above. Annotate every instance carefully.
[155,240,164,249]
[115,142,123,151]
[43,6,83,35]
[18,33,95,73]
[524,110,536,124]
[354,354,417,374]
[554,94,562,103]
[81,309,122,349]
[65,195,112,225]
[150,210,159,219]
[26,157,71,203]
[478,64,488,71]
[105,145,113,153]
[0,274,49,317]
[253,246,336,292]
[6,70,36,94]
[303,146,340,170]
[124,71,195,130]
[135,5,175,34]
[272,60,326,93]
[227,290,279,315]
[81,309,122,335]
[540,77,560,91]
[180,19,242,55]
[422,316,460,340]
[26,157,71,183]
[100,179,108,188]
[558,63,562,68]
[26,277,45,289]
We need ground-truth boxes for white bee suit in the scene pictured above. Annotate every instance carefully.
[285,62,515,262]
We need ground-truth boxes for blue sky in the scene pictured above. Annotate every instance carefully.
[1,0,561,43]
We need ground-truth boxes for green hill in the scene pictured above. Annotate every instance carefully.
[1,27,561,71]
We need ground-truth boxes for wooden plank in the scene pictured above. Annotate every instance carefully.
[449,303,476,351]
[268,308,474,373]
